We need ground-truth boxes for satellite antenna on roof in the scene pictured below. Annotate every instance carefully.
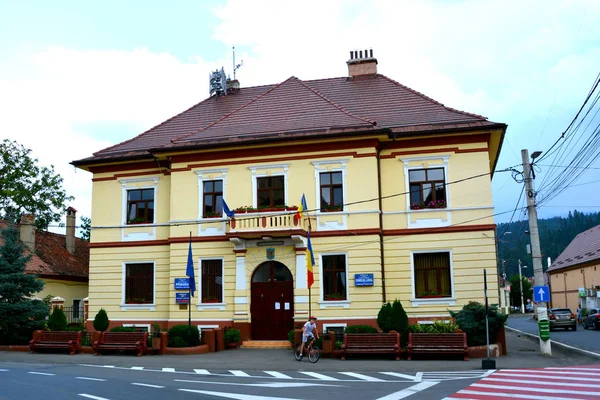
[209,67,227,97]
[232,46,243,80]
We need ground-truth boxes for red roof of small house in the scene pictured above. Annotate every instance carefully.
[0,221,89,280]
[547,224,600,272]
[72,73,504,166]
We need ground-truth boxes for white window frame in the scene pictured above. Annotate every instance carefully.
[322,323,347,336]
[410,249,456,307]
[119,177,159,241]
[312,159,348,231]
[318,253,350,309]
[197,257,226,311]
[248,164,289,209]
[121,261,156,311]
[196,168,228,220]
[401,156,451,229]
[72,298,83,320]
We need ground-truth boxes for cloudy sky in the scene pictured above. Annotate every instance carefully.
[1,0,599,235]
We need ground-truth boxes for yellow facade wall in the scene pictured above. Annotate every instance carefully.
[37,279,88,308]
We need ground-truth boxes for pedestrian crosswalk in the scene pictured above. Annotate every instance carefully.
[79,363,493,383]
[443,364,600,399]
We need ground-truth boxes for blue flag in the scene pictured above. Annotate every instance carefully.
[186,236,196,297]
[222,198,235,218]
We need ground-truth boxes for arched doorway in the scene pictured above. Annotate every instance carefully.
[251,261,294,340]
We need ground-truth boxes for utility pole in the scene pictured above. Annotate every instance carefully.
[502,260,509,314]
[521,149,551,356]
[518,259,525,314]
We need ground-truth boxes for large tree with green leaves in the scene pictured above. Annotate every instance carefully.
[0,139,74,230]
[0,225,49,344]
[79,216,91,241]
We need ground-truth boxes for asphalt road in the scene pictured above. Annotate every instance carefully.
[507,314,600,354]
[0,360,485,400]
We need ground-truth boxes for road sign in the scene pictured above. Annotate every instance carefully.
[534,285,550,303]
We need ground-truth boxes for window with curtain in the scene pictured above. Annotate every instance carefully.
[127,188,154,224]
[201,259,223,303]
[203,180,223,217]
[125,263,154,304]
[413,252,451,298]
[320,171,343,211]
[322,254,347,301]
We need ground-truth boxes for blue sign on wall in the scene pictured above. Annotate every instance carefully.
[176,292,190,304]
[174,278,190,290]
[355,273,374,286]
[533,286,550,303]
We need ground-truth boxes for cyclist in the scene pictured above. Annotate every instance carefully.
[298,315,319,360]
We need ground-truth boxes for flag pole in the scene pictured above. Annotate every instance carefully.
[188,232,192,328]
[307,213,312,319]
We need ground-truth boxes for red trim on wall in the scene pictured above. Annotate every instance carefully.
[92,171,162,182]
[310,228,381,237]
[455,147,489,154]
[384,224,496,236]
[38,274,89,283]
[88,161,163,174]
[381,147,460,159]
[383,133,491,150]
[233,249,248,254]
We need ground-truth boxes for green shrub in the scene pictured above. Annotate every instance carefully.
[168,325,200,347]
[408,320,459,334]
[335,340,343,350]
[449,301,508,346]
[93,308,109,332]
[65,325,85,332]
[377,299,409,347]
[110,326,139,332]
[287,329,295,344]
[377,302,393,332]
[345,325,378,333]
[47,307,68,331]
[224,328,241,343]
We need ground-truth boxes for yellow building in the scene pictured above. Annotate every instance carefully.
[548,224,600,311]
[73,51,506,340]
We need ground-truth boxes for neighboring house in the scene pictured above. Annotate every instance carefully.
[0,207,90,323]
[72,51,506,340]
[548,224,600,311]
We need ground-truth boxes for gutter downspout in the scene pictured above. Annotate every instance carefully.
[377,144,387,303]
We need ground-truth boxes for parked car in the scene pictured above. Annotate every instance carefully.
[525,303,534,313]
[549,308,576,331]
[583,308,600,330]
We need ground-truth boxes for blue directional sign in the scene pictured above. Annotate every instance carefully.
[534,285,550,303]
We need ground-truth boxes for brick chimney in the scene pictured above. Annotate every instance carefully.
[19,214,35,251]
[347,49,378,77]
[66,206,77,254]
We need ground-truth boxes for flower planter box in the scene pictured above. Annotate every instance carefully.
[202,299,220,303]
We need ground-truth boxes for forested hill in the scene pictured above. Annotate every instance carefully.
[497,210,600,280]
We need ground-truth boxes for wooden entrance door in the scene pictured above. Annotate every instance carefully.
[251,261,294,340]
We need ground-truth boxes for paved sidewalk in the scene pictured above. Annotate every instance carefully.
[1,330,598,373]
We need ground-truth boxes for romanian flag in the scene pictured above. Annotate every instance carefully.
[297,194,308,219]
[306,230,315,289]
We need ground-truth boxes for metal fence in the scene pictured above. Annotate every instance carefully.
[62,307,85,325]
[82,332,93,347]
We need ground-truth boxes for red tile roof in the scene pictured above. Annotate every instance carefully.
[0,221,89,280]
[73,73,504,166]
[547,224,600,272]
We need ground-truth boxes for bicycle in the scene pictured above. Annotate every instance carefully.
[293,336,320,363]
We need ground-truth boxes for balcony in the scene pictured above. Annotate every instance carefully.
[228,211,308,238]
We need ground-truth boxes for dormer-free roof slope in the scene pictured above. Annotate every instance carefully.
[548,224,600,272]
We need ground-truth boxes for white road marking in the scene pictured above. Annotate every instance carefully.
[375,381,439,400]
[457,389,578,400]
[299,371,338,380]
[178,389,301,399]
[28,372,55,376]
[174,379,340,388]
[484,376,600,387]
[193,369,210,375]
[491,371,600,381]
[546,367,600,371]
[0,369,8,372]
[339,372,384,381]
[162,367,175,372]
[76,377,106,382]
[472,382,598,395]
[229,370,250,377]
[504,369,600,376]
[78,394,111,400]
[131,366,144,370]
[264,371,293,379]
[131,382,165,388]
[379,372,417,381]
[414,372,423,381]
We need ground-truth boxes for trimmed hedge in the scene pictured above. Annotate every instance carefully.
[344,325,378,333]
[168,325,201,348]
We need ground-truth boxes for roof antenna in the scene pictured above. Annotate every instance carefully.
[232,46,243,79]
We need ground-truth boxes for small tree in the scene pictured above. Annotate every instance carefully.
[93,308,109,332]
[47,306,68,331]
[377,302,393,332]
[449,301,508,346]
[0,225,48,344]
[377,299,408,333]
[79,216,91,241]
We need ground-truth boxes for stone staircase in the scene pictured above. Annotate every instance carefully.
[241,340,291,349]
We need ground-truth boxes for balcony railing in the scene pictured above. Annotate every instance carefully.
[229,212,308,233]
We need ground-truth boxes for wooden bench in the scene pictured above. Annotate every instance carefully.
[407,332,468,360]
[93,332,148,356]
[341,332,400,360]
[29,331,82,355]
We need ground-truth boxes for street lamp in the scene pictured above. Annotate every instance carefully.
[519,260,528,313]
